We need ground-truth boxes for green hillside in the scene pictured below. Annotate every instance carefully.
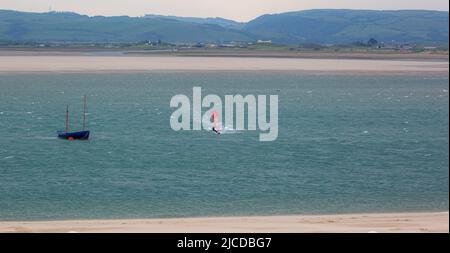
[0,10,251,43]
[244,9,449,44]
[0,9,448,45]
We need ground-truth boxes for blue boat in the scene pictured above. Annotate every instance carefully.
[57,130,90,140]
[58,95,90,140]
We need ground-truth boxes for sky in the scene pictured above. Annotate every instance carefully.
[0,0,448,22]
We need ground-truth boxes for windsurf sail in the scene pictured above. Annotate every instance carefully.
[211,111,220,134]
[212,111,218,129]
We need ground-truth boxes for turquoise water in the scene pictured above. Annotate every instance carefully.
[0,72,448,221]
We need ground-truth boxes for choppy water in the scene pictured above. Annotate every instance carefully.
[0,72,448,221]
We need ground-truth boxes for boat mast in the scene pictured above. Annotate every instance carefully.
[83,95,87,130]
[66,105,69,132]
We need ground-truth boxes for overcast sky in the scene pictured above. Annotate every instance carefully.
[0,0,448,21]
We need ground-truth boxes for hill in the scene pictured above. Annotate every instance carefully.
[244,9,449,44]
[0,9,448,45]
[143,14,244,29]
[0,10,251,43]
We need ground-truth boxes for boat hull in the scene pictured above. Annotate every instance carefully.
[57,130,90,140]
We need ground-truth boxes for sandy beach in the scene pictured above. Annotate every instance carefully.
[0,54,448,75]
[0,212,447,233]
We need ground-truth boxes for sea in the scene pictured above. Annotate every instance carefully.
[0,72,448,220]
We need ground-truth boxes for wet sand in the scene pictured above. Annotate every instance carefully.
[0,212,448,233]
[1,48,449,60]
[0,55,448,75]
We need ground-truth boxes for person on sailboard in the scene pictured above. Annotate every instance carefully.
[212,126,220,134]
[211,111,220,134]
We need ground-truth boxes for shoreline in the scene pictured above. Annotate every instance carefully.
[0,212,448,233]
[1,70,449,77]
[1,48,448,61]
[0,55,448,75]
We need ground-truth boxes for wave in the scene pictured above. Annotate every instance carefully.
[33,136,58,140]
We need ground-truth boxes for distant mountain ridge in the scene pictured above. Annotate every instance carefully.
[0,10,251,43]
[0,9,448,44]
[143,14,244,29]
[243,9,449,44]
